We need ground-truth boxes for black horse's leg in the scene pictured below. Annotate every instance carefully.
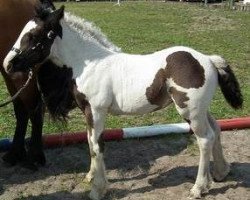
[26,99,46,168]
[2,99,29,165]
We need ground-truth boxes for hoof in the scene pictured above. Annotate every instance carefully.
[27,148,46,166]
[85,172,94,183]
[2,148,27,166]
[189,187,202,199]
[189,184,210,199]
[88,181,108,200]
[89,188,105,200]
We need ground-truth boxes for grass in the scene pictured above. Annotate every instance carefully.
[0,2,249,138]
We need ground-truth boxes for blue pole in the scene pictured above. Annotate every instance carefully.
[0,139,12,152]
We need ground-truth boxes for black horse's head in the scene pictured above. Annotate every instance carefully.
[3,4,64,73]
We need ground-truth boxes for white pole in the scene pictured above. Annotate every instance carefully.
[115,0,120,6]
[123,123,190,138]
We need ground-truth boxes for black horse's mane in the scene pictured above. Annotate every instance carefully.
[37,60,76,121]
[34,1,74,121]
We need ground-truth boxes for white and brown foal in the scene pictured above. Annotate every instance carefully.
[3,6,243,200]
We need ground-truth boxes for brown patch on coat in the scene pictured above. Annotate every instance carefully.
[72,84,105,155]
[146,68,170,108]
[166,51,205,89]
[169,87,189,108]
[184,118,194,134]
[72,83,93,129]
[146,51,205,107]
[184,118,191,124]
[98,136,105,153]
[89,145,96,158]
[89,137,105,157]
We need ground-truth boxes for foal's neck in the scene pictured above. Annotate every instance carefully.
[50,21,116,78]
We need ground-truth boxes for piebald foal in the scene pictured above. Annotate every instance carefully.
[3,6,243,200]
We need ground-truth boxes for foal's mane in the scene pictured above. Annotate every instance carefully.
[63,12,121,53]
[35,4,121,52]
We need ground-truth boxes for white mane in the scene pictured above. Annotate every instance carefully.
[63,12,121,53]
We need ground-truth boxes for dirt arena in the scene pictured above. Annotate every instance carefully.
[0,129,249,200]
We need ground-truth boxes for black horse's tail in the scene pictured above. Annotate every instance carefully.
[210,55,243,109]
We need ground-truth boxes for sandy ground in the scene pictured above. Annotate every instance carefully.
[0,129,249,200]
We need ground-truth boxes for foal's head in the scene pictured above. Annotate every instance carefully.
[3,6,64,73]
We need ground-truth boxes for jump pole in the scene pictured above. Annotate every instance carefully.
[0,117,250,151]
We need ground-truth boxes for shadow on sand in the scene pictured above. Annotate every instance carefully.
[0,134,249,199]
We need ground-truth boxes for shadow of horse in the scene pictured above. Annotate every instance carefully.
[0,134,188,192]
[9,162,250,200]
[108,162,250,199]
[12,191,90,200]
[1,134,249,199]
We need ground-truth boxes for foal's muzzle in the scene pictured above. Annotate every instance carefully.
[3,47,24,73]
[7,47,38,73]
[5,63,14,74]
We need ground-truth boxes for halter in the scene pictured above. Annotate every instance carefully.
[11,47,22,55]
[11,41,45,56]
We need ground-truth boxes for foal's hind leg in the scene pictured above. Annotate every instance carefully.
[173,100,214,198]
[187,116,214,198]
[207,113,230,181]
[2,99,29,165]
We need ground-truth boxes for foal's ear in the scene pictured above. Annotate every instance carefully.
[39,0,56,11]
[47,6,64,38]
[52,6,65,22]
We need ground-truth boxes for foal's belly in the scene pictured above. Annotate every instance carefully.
[109,101,155,115]
[108,93,172,115]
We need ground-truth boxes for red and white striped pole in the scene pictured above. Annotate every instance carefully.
[0,117,250,151]
[42,117,250,148]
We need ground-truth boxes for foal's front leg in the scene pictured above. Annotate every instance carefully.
[86,129,95,182]
[87,109,108,200]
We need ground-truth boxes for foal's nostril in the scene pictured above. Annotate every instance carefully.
[3,51,23,73]
[5,62,14,74]
[7,57,22,73]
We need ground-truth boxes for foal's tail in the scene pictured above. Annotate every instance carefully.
[209,55,243,109]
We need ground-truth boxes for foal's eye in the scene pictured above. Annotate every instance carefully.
[47,30,55,39]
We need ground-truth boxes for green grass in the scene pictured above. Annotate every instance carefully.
[0,2,249,138]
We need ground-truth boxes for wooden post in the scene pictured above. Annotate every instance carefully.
[204,0,208,6]
[229,0,235,8]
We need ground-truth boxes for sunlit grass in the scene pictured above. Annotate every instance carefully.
[0,2,249,138]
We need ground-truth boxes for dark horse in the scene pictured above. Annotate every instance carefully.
[0,0,56,169]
